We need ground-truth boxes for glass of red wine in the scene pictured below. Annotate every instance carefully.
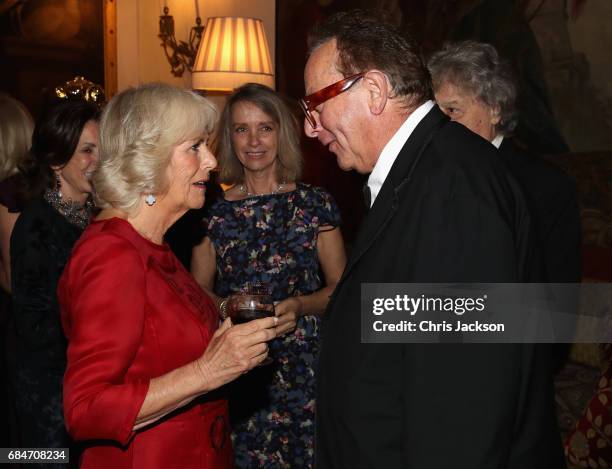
[227,283,275,365]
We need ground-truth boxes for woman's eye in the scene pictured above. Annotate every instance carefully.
[190,141,202,152]
[261,126,273,132]
[234,126,246,133]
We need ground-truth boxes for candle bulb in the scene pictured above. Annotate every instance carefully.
[195,0,200,18]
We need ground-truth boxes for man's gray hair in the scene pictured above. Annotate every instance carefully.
[428,41,517,136]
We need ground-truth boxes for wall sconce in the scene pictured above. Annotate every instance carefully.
[192,17,274,93]
[159,4,204,77]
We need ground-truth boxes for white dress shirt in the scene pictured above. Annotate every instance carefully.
[491,134,504,149]
[367,100,435,207]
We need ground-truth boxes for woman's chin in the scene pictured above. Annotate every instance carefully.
[188,195,206,210]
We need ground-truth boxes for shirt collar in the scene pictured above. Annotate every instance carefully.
[491,134,504,149]
[367,100,435,207]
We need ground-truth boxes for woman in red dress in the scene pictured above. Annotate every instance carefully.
[58,83,277,468]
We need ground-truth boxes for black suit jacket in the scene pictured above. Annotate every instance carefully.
[498,138,581,283]
[315,106,565,468]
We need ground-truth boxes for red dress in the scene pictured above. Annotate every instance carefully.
[58,217,232,469]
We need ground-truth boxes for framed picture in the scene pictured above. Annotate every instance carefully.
[0,0,116,115]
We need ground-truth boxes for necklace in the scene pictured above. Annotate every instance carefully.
[43,188,94,229]
[238,182,286,197]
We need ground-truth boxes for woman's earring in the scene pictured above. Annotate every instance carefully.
[144,194,156,206]
[55,174,63,198]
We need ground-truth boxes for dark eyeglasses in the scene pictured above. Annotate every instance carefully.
[299,72,366,129]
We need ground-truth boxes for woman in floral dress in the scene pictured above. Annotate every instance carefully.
[192,83,346,468]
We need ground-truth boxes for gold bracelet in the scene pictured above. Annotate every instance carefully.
[219,298,228,320]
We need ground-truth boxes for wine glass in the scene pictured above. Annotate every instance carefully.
[227,284,275,365]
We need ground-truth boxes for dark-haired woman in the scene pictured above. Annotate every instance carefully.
[10,98,99,462]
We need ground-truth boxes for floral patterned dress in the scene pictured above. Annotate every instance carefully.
[206,183,341,468]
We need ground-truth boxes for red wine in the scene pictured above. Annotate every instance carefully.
[230,308,274,324]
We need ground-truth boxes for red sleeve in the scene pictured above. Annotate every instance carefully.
[60,233,150,445]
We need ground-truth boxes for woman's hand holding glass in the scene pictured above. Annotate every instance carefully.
[194,315,277,391]
[274,297,303,336]
[225,287,276,364]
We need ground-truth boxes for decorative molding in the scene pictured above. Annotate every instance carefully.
[104,0,118,99]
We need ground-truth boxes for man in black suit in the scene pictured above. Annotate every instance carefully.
[429,40,581,285]
[300,11,566,468]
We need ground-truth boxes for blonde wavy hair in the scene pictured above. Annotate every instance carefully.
[0,93,34,181]
[94,83,217,214]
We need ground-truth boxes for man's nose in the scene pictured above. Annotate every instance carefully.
[304,115,320,138]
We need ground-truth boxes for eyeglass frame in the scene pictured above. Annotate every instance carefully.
[299,72,366,129]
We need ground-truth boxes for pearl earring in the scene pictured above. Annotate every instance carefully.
[144,194,156,206]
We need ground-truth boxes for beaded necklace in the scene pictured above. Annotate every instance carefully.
[43,189,93,229]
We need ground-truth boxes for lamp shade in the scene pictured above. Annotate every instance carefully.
[192,16,274,92]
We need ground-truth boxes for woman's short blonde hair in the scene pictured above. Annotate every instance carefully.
[216,83,302,184]
[95,83,217,213]
[0,93,34,181]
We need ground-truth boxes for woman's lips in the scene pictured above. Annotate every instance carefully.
[245,151,266,157]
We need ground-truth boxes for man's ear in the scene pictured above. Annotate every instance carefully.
[364,70,390,116]
[490,105,501,126]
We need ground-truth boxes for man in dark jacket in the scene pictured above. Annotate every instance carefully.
[300,11,566,468]
[429,40,581,285]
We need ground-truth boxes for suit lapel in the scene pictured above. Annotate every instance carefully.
[328,106,448,311]
[343,173,397,278]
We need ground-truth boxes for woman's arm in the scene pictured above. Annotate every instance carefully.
[191,236,223,308]
[275,226,347,335]
[11,214,64,350]
[134,316,276,429]
[0,205,18,292]
[62,235,276,443]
